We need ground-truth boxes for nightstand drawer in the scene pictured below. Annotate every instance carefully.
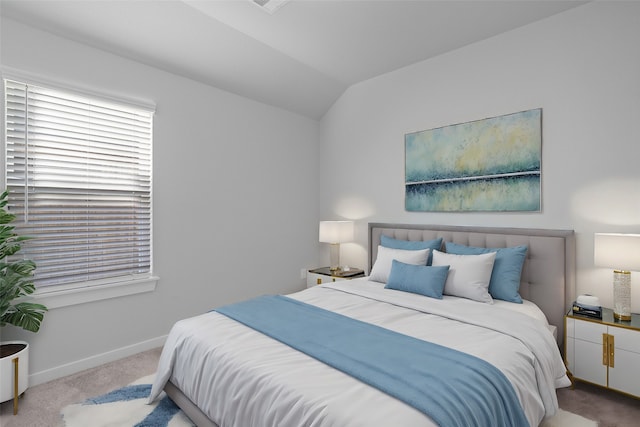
[307,272,347,287]
[574,319,606,343]
[613,327,640,354]
[566,318,575,338]
[306,267,365,288]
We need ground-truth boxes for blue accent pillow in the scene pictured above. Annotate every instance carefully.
[444,242,528,303]
[381,235,443,265]
[385,260,450,299]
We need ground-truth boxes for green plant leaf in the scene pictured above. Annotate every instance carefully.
[0,188,47,333]
[5,259,36,276]
[0,211,15,224]
[0,302,46,332]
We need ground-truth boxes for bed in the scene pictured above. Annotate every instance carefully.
[149,223,575,427]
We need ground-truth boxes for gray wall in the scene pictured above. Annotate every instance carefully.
[1,18,320,384]
[318,2,640,311]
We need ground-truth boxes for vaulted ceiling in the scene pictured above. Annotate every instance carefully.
[0,0,587,119]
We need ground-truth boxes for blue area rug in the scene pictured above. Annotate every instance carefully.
[61,374,195,427]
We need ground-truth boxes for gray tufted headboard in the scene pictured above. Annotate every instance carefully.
[368,223,576,347]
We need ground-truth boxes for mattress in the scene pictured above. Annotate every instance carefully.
[149,279,570,427]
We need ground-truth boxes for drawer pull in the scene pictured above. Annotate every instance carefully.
[317,278,322,285]
[602,333,609,366]
[608,334,615,368]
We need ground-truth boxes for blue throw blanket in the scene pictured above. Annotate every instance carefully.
[216,295,529,427]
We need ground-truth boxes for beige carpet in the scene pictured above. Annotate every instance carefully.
[0,348,162,427]
[557,380,640,427]
[1,347,637,426]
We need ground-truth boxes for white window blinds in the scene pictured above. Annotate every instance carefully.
[4,79,154,289]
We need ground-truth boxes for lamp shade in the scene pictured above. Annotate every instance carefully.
[319,221,354,244]
[594,233,640,271]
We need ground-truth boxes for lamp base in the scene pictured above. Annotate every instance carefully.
[329,243,340,271]
[613,270,632,321]
[614,312,631,321]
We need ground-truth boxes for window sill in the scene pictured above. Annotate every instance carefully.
[32,276,159,310]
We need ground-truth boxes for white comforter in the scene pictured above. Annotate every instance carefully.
[149,279,571,427]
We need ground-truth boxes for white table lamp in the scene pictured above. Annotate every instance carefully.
[594,233,640,321]
[319,221,354,271]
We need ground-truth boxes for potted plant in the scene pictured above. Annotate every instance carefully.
[0,189,47,411]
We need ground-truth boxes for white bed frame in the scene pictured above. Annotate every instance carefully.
[165,223,576,427]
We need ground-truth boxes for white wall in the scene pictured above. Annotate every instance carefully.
[1,18,320,384]
[319,2,640,311]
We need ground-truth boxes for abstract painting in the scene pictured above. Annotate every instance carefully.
[405,109,541,212]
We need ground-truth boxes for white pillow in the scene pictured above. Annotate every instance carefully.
[431,249,496,303]
[369,246,430,283]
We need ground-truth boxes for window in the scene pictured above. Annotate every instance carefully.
[4,78,155,303]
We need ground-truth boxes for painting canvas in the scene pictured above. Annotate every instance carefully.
[405,109,541,212]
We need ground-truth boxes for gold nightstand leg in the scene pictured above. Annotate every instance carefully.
[13,356,19,415]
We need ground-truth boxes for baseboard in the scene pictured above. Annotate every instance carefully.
[29,335,167,387]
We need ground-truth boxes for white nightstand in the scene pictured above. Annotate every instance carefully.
[565,308,640,398]
[306,267,365,288]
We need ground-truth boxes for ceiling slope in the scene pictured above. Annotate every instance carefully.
[0,0,587,119]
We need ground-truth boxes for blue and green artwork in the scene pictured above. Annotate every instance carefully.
[405,109,541,212]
